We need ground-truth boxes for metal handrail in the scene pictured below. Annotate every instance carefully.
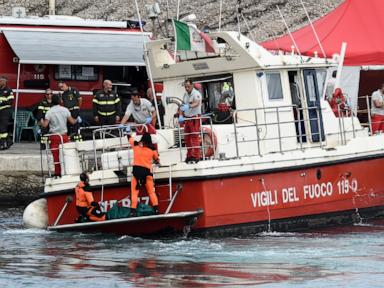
[43,133,65,177]
[232,103,363,158]
[176,115,216,162]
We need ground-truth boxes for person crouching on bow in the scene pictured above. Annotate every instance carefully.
[75,172,105,222]
[128,131,160,216]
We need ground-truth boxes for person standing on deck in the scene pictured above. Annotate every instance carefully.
[120,88,157,135]
[179,79,202,163]
[36,88,53,149]
[58,81,82,141]
[146,87,165,129]
[42,94,79,177]
[371,83,384,134]
[128,131,160,217]
[93,79,122,126]
[0,76,14,150]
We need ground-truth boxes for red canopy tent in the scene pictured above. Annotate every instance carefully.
[261,0,384,66]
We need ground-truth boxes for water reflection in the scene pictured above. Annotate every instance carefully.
[1,207,384,287]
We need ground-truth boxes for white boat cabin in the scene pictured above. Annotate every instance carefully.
[43,31,369,192]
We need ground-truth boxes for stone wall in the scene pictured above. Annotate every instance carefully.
[0,172,44,205]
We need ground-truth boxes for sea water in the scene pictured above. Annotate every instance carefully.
[1,206,384,287]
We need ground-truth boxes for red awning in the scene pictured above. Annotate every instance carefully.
[261,0,384,66]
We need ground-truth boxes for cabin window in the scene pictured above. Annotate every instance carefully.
[315,69,327,98]
[305,74,317,102]
[266,72,283,100]
[54,65,99,81]
[190,74,235,124]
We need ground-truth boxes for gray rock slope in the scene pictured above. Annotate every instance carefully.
[1,0,343,41]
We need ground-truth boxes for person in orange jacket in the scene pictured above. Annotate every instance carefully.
[128,131,160,216]
[75,172,106,222]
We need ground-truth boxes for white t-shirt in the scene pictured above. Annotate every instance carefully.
[45,105,71,134]
[371,89,384,116]
[183,88,202,117]
[125,98,154,124]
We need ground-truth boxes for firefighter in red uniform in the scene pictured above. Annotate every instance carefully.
[329,88,350,117]
[42,94,79,177]
[0,76,14,150]
[179,79,202,163]
[58,81,82,141]
[75,172,105,222]
[128,131,160,217]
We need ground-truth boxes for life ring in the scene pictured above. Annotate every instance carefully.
[202,127,217,158]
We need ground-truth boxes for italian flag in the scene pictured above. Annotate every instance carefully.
[173,19,215,53]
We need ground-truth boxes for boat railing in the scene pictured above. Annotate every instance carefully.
[356,95,373,135]
[176,115,216,161]
[42,133,66,178]
[232,103,364,158]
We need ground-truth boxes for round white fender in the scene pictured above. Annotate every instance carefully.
[23,198,48,229]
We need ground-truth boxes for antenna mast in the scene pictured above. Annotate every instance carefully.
[276,5,303,62]
[300,0,327,60]
[236,0,242,39]
[176,0,181,20]
[219,0,223,32]
[133,0,162,129]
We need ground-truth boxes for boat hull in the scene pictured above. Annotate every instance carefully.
[44,156,384,236]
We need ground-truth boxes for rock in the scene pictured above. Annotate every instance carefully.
[0,0,343,41]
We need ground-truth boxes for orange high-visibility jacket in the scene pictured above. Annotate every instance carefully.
[129,137,159,170]
[75,181,94,207]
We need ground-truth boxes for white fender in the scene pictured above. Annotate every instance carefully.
[23,198,48,229]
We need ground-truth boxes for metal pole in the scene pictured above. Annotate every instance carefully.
[276,5,303,62]
[366,95,372,135]
[200,117,205,160]
[297,106,303,150]
[233,111,240,158]
[276,107,282,153]
[176,0,181,20]
[316,108,323,148]
[255,109,261,156]
[12,62,21,143]
[334,42,347,92]
[133,0,162,129]
[219,0,223,32]
[53,196,72,226]
[300,0,326,59]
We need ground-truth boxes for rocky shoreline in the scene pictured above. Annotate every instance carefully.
[0,172,44,206]
[0,0,343,41]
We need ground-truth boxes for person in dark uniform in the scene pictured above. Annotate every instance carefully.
[93,79,122,126]
[58,80,82,141]
[36,88,53,149]
[0,76,14,150]
[147,87,165,129]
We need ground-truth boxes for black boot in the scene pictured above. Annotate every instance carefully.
[0,140,7,150]
[153,206,159,215]
[130,208,137,217]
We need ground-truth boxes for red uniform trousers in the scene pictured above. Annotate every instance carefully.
[371,114,384,134]
[49,134,69,176]
[184,117,201,159]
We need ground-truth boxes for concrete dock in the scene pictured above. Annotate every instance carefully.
[0,143,49,205]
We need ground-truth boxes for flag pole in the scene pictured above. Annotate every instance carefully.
[176,0,181,20]
[173,19,178,62]
[133,0,162,129]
